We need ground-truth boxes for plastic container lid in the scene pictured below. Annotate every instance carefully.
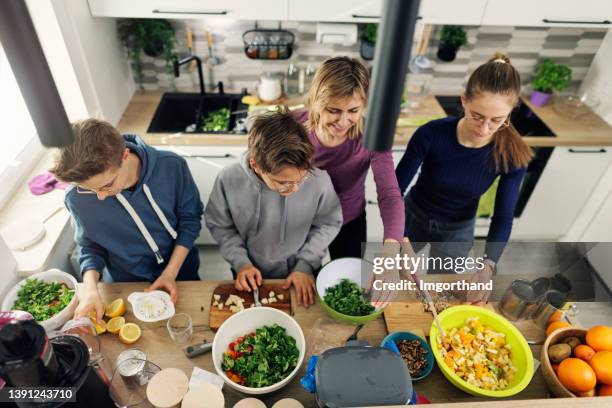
[182,383,224,408]
[272,398,304,408]
[233,398,267,408]
[146,368,188,408]
[315,346,413,407]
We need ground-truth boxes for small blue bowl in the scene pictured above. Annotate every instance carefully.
[381,331,434,381]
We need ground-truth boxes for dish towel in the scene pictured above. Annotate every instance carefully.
[28,172,69,195]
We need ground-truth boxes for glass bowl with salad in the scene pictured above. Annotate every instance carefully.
[212,307,305,394]
[1,269,78,331]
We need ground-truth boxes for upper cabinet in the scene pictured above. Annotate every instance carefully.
[88,0,288,21]
[482,0,612,27]
[287,0,487,25]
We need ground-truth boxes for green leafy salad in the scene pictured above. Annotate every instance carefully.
[202,107,230,131]
[222,324,299,388]
[12,278,74,321]
[323,278,375,316]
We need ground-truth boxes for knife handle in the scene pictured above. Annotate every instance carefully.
[184,342,212,358]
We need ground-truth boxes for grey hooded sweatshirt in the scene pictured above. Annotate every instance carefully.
[204,152,343,278]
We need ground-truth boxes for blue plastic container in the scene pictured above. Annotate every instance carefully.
[382,331,435,381]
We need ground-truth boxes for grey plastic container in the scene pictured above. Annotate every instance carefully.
[315,346,413,407]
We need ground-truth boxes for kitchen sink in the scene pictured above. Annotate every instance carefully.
[147,92,248,134]
[434,95,556,137]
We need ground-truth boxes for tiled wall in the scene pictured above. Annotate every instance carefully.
[136,20,607,95]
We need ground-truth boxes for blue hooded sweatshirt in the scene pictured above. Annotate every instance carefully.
[65,135,203,282]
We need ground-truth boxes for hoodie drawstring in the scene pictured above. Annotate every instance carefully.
[280,196,287,243]
[115,183,177,264]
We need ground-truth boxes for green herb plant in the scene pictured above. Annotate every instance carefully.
[202,108,230,132]
[13,278,74,321]
[117,19,176,90]
[439,25,467,48]
[362,23,378,44]
[222,324,299,388]
[323,278,375,316]
[532,59,572,94]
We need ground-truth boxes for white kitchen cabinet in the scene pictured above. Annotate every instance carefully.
[482,0,612,27]
[512,146,612,240]
[88,0,288,20]
[288,0,486,25]
[581,190,612,241]
[156,146,245,245]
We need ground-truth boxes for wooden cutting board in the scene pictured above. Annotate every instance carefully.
[208,283,291,331]
[384,302,546,343]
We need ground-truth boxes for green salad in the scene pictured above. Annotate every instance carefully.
[12,278,74,321]
[323,278,375,316]
[202,107,230,132]
[222,324,299,388]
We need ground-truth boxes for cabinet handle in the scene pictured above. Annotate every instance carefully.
[568,148,607,153]
[152,9,229,15]
[352,14,422,20]
[542,18,611,25]
[367,200,378,205]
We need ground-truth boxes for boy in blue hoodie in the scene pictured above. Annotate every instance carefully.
[50,119,203,322]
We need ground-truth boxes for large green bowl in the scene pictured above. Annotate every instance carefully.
[316,258,384,324]
[429,305,534,398]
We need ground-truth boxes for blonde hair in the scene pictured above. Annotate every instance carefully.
[306,56,369,140]
[465,52,533,173]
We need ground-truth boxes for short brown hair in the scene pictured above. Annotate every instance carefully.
[248,109,314,174]
[50,118,125,183]
[306,56,369,140]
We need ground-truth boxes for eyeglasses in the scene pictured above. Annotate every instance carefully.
[75,185,117,195]
[268,172,312,193]
[465,108,510,130]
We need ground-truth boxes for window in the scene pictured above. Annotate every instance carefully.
[0,40,45,209]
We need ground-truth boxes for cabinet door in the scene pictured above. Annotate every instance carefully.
[482,0,612,27]
[88,0,288,20]
[288,0,485,24]
[513,147,612,239]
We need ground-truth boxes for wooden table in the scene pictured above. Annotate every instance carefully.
[97,279,602,407]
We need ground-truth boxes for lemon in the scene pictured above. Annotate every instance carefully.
[119,323,141,345]
[105,298,126,318]
[89,317,107,335]
[106,316,126,335]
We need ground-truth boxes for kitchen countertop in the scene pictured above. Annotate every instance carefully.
[116,91,612,147]
[96,276,608,407]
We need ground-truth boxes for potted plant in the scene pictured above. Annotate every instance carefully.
[530,59,572,106]
[360,23,377,61]
[117,19,177,90]
[436,25,467,62]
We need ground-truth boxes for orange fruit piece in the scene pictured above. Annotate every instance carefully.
[599,384,612,396]
[546,321,571,337]
[548,310,564,324]
[590,350,612,385]
[574,344,595,362]
[119,322,141,345]
[105,298,126,318]
[586,325,612,352]
[557,358,597,392]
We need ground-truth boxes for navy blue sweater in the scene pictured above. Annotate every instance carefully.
[395,116,526,262]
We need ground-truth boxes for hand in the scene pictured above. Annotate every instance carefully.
[465,262,494,305]
[282,271,315,308]
[145,271,178,303]
[74,286,104,323]
[235,264,262,292]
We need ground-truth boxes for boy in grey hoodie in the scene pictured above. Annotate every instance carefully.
[205,110,342,307]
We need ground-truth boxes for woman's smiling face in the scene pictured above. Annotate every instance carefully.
[320,93,364,138]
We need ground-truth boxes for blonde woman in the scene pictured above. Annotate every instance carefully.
[295,56,404,258]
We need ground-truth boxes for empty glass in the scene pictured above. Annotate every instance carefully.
[167,313,193,344]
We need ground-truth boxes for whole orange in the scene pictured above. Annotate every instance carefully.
[599,384,612,396]
[590,351,612,385]
[557,358,597,392]
[546,321,571,337]
[548,310,563,324]
[574,344,596,362]
[586,325,612,352]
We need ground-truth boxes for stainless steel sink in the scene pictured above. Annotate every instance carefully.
[434,95,556,137]
[147,92,248,134]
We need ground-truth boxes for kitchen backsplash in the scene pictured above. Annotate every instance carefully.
[136,20,607,95]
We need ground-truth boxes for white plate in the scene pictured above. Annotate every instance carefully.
[127,290,175,322]
[1,220,46,250]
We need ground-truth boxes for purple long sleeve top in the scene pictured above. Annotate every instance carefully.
[296,111,405,241]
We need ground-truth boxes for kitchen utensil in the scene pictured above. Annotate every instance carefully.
[212,307,305,395]
[429,305,534,398]
[532,290,567,329]
[408,23,433,74]
[186,26,196,72]
[540,327,586,397]
[498,279,537,321]
[381,331,434,381]
[409,272,445,338]
[315,345,414,407]
[206,31,220,66]
[208,283,291,331]
[315,257,385,324]
[346,324,363,342]
[167,313,193,344]
[184,341,213,358]
[127,290,175,323]
[1,269,79,331]
[256,72,283,102]
[253,287,262,307]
